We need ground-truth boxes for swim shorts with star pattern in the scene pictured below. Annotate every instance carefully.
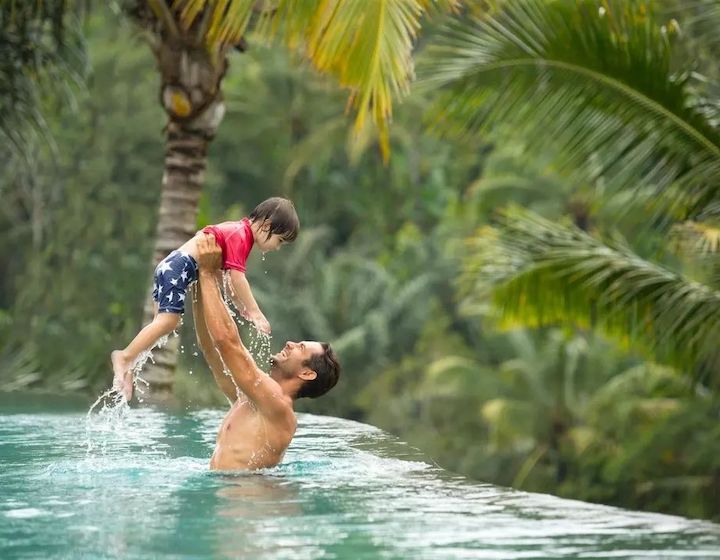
[152,250,198,314]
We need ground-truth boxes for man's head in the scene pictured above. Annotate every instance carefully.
[270,341,340,399]
[249,197,300,252]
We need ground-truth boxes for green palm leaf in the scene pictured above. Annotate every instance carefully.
[422,0,720,217]
[171,0,255,44]
[172,0,459,159]
[264,0,460,159]
[460,206,720,382]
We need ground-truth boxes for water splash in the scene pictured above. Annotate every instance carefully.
[244,327,272,372]
[132,333,170,403]
[84,391,130,456]
[219,270,272,371]
[86,333,172,453]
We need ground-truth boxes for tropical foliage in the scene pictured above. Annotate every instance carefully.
[424,0,720,217]
[167,0,459,157]
[0,0,86,161]
[2,0,720,523]
[424,0,720,385]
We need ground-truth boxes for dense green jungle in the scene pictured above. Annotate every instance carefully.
[2,0,720,522]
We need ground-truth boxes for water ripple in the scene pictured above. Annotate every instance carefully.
[0,406,718,559]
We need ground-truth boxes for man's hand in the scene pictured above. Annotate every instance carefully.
[197,234,223,272]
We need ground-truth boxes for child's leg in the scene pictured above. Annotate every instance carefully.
[112,312,181,400]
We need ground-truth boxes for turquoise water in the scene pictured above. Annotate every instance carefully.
[1,396,719,559]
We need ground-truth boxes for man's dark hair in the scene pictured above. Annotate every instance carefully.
[297,343,341,399]
[249,197,299,242]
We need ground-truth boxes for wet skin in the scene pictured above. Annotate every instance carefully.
[210,392,295,470]
[194,234,321,471]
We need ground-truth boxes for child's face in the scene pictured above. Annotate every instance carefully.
[257,232,287,253]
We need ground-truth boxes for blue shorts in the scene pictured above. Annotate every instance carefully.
[152,251,198,314]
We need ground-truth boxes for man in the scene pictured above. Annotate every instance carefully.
[192,233,341,470]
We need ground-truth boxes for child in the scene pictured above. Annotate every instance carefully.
[111,197,299,401]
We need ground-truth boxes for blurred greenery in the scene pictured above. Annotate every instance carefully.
[0,0,87,163]
[2,0,720,523]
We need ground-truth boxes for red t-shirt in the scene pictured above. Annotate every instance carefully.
[202,218,254,272]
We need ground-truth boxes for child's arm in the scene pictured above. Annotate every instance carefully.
[228,269,271,334]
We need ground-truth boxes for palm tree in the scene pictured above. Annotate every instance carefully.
[424,0,720,384]
[121,0,459,399]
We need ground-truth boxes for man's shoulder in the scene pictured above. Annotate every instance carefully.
[245,373,293,416]
[263,389,296,422]
[267,400,297,434]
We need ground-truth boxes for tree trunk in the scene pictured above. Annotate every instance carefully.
[138,38,228,403]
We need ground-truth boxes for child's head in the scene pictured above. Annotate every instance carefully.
[249,197,299,251]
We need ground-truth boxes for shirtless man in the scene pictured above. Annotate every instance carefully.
[193,233,341,470]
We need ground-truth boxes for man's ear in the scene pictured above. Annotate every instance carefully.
[298,368,317,382]
[260,220,271,232]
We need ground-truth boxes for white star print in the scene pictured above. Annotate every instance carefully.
[170,278,179,286]
[180,270,189,281]
[178,293,186,302]
[166,292,174,302]
[157,261,173,275]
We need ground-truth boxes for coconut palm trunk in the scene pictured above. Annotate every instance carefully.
[139,34,231,401]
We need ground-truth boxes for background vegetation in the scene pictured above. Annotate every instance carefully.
[1,0,719,522]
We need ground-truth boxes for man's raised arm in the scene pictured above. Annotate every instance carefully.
[192,289,240,403]
[195,235,258,378]
[194,235,286,413]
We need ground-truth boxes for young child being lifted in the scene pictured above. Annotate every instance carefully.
[111,197,299,401]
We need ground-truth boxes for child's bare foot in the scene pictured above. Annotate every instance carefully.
[121,368,134,402]
[111,350,134,401]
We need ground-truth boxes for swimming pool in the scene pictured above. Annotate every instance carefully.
[1,396,719,559]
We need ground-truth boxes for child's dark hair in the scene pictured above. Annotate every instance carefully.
[249,197,299,242]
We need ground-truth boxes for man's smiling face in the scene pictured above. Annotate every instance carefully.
[271,341,324,377]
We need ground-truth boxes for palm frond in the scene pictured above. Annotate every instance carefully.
[262,0,459,160]
[460,207,720,382]
[168,1,459,159]
[171,0,256,44]
[422,0,720,218]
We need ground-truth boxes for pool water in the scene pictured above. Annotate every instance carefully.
[1,395,719,559]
